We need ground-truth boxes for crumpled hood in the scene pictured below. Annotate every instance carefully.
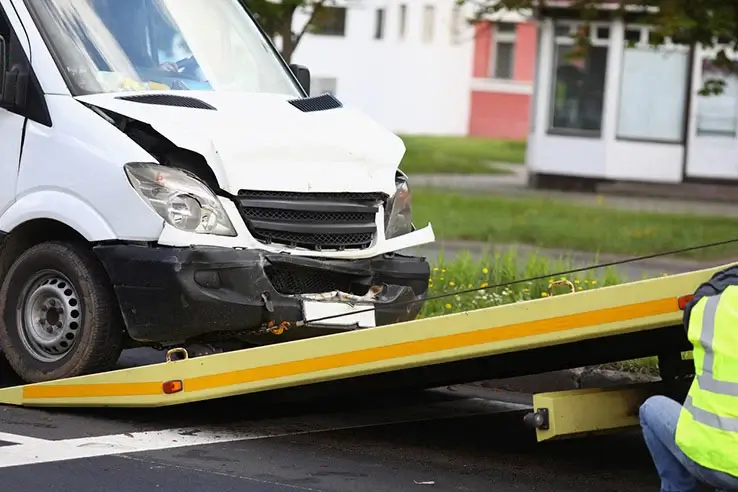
[75,91,405,195]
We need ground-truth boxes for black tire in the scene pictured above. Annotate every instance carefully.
[0,241,124,383]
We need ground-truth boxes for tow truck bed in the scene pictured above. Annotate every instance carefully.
[0,261,725,439]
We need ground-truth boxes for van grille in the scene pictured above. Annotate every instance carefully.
[235,190,386,251]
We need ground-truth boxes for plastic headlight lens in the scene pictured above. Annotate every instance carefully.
[384,172,414,239]
[124,162,237,236]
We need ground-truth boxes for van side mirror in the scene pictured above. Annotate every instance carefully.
[289,63,311,95]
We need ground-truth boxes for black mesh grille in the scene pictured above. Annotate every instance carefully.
[117,94,216,110]
[241,207,371,223]
[265,264,369,295]
[288,94,343,112]
[236,190,385,251]
[238,190,384,201]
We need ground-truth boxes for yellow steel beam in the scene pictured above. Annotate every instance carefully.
[0,261,728,408]
[526,382,665,442]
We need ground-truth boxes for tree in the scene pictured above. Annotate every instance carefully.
[457,0,738,94]
[240,0,347,64]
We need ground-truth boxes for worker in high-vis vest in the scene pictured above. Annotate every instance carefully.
[639,275,738,492]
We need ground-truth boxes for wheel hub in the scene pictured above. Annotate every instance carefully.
[17,270,82,362]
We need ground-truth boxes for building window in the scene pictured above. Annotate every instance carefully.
[312,6,346,36]
[549,21,609,135]
[490,22,516,79]
[422,5,435,42]
[398,4,407,39]
[374,8,385,39]
[450,4,461,44]
[696,58,738,137]
[616,30,690,142]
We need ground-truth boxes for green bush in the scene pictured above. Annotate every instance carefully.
[419,249,624,318]
[417,249,674,376]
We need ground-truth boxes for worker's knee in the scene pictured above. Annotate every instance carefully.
[639,394,678,427]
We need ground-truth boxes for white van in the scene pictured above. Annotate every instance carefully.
[0,0,435,383]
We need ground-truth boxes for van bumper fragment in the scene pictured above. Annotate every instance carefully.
[92,244,431,345]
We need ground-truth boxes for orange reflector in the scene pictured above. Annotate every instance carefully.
[678,295,694,310]
[162,380,184,394]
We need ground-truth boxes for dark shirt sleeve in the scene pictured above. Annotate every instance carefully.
[683,266,738,333]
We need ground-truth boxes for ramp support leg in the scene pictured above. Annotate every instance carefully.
[523,382,668,442]
[658,351,694,402]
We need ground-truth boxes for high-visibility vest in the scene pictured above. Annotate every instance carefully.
[675,285,738,478]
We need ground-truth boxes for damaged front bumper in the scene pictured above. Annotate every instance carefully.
[93,244,431,345]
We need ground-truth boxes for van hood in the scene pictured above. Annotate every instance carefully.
[75,91,405,196]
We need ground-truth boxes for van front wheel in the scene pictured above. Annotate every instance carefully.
[0,241,124,383]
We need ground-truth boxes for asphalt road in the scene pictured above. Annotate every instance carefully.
[0,349,662,492]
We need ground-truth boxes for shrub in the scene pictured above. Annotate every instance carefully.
[419,248,624,318]
[417,248,673,376]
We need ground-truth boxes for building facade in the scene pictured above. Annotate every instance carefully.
[288,0,536,139]
[469,12,538,139]
[526,9,738,185]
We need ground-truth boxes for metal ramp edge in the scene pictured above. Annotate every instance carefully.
[0,262,730,408]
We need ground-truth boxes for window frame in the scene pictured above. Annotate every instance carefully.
[398,4,407,39]
[374,8,385,40]
[694,50,738,139]
[546,20,611,138]
[490,21,516,80]
[421,5,435,43]
[311,6,347,37]
[615,24,691,144]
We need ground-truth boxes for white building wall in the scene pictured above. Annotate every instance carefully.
[289,0,477,135]
[528,13,738,185]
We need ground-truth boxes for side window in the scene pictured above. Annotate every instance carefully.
[0,9,14,69]
[0,7,51,126]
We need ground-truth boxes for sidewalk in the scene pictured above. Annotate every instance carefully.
[410,164,738,219]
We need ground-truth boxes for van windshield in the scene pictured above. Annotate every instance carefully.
[25,0,303,97]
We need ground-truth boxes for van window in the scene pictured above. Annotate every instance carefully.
[25,0,302,97]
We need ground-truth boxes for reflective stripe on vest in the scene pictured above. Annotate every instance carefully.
[684,395,738,432]
[693,295,738,397]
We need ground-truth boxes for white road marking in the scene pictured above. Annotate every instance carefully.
[0,432,50,445]
[0,396,529,469]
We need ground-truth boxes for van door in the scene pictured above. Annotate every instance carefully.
[0,2,36,220]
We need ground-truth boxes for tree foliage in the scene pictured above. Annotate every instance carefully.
[239,0,345,63]
[458,0,738,94]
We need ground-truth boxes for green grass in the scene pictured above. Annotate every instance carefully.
[397,135,526,175]
[413,190,738,261]
[420,250,662,376]
[419,249,623,319]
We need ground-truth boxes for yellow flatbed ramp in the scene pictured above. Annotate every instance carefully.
[0,262,729,409]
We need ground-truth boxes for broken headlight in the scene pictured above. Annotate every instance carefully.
[125,162,237,236]
[384,170,414,239]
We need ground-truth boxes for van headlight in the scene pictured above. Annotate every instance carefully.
[124,162,237,236]
[384,170,414,239]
